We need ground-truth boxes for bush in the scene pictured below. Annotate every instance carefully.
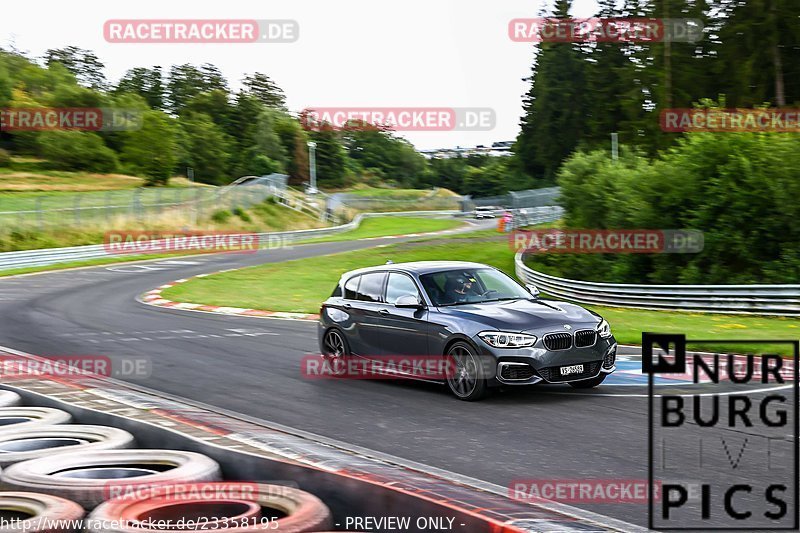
[0,148,10,167]
[232,207,252,222]
[211,209,232,223]
[36,131,119,173]
[552,133,800,284]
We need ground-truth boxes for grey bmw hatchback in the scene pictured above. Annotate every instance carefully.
[318,261,617,400]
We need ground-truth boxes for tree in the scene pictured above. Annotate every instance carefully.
[516,0,588,181]
[115,67,165,110]
[309,127,348,188]
[242,73,286,109]
[120,110,178,186]
[341,122,426,186]
[231,108,290,177]
[273,110,310,184]
[44,46,107,90]
[181,89,234,131]
[177,113,233,184]
[166,64,229,114]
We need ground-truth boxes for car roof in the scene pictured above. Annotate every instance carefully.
[341,261,493,278]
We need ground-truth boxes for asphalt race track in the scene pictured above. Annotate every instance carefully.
[0,226,793,528]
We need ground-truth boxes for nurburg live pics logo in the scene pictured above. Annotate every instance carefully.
[645,332,799,530]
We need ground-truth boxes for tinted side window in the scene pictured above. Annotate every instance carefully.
[420,272,447,305]
[356,272,386,302]
[331,283,342,297]
[385,273,420,304]
[344,275,360,300]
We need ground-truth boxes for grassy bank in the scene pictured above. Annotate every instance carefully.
[299,216,463,244]
[162,232,800,355]
[0,215,466,277]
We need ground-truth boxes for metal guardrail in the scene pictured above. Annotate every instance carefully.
[0,210,458,272]
[515,252,800,316]
[471,187,561,209]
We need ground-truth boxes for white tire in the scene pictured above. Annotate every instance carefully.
[0,391,20,408]
[88,483,332,533]
[0,491,84,532]
[0,408,72,434]
[1,450,221,509]
[0,426,134,467]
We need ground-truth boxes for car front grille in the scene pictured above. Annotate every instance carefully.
[575,329,597,348]
[499,363,535,381]
[537,361,602,383]
[543,332,572,351]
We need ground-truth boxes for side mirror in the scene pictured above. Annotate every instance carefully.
[526,284,541,298]
[395,294,424,309]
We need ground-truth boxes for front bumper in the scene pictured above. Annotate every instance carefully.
[473,334,618,386]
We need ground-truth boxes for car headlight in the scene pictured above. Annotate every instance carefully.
[596,318,612,338]
[478,331,537,348]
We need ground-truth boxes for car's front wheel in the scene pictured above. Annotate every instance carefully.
[445,341,487,401]
[568,374,606,389]
[322,328,349,376]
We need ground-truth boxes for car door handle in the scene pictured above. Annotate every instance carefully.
[342,303,352,309]
[379,309,390,315]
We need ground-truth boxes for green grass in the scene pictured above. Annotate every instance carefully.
[163,232,800,355]
[0,156,210,214]
[162,235,512,314]
[345,188,443,199]
[581,306,799,355]
[0,252,206,278]
[0,198,325,252]
[0,186,211,213]
[299,217,463,244]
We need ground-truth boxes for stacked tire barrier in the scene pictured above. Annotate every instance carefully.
[0,345,643,533]
[0,402,334,532]
[0,391,20,408]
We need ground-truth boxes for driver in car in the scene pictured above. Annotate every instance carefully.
[448,274,480,304]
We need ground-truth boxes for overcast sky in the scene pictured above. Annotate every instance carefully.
[1,0,598,149]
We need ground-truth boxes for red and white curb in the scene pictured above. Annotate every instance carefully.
[138,274,320,322]
[137,221,478,322]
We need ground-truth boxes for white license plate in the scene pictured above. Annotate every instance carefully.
[560,364,584,376]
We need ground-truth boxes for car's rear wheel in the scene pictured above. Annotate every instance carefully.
[568,374,606,388]
[322,329,349,376]
[445,342,487,401]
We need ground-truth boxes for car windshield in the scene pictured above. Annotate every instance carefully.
[419,268,531,307]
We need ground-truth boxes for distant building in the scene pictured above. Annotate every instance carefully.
[418,141,514,159]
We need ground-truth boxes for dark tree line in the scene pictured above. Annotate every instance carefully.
[517,0,800,283]
[516,0,800,180]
